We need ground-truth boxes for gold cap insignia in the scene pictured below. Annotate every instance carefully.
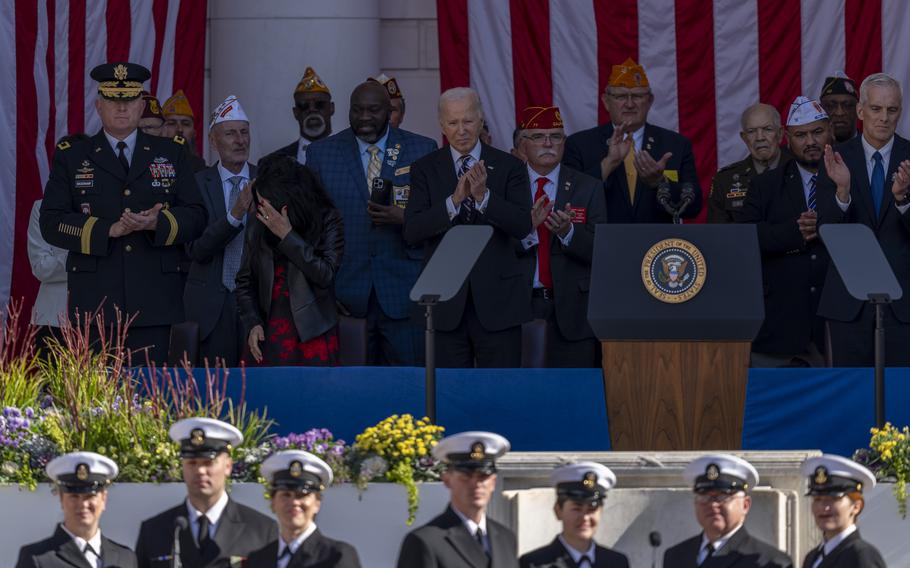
[583,471,597,488]
[114,64,128,81]
[289,461,303,478]
[814,466,828,485]
[470,442,486,461]
[76,463,89,481]
[706,464,720,481]
[190,428,205,446]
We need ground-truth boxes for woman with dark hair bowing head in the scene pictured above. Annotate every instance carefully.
[236,154,344,366]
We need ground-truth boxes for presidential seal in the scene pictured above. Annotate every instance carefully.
[641,238,707,303]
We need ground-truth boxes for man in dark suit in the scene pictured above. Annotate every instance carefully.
[520,462,629,568]
[135,418,277,568]
[39,62,206,364]
[736,97,832,367]
[17,452,136,568]
[184,95,256,366]
[563,58,701,223]
[664,454,792,568]
[247,450,361,567]
[816,72,910,366]
[397,431,518,568]
[268,67,335,165]
[306,81,437,365]
[514,106,607,368]
[404,88,532,368]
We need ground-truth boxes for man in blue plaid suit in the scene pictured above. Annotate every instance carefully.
[306,80,437,365]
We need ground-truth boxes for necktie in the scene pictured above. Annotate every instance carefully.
[367,145,382,190]
[811,545,826,568]
[534,177,553,289]
[578,555,593,567]
[222,176,245,291]
[624,143,638,203]
[278,545,292,567]
[116,140,130,174]
[83,542,99,567]
[197,514,212,553]
[807,174,817,211]
[699,543,715,566]
[459,155,477,221]
[872,151,885,216]
[475,528,489,557]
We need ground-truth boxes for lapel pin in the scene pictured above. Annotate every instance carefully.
[94,148,101,153]
[143,146,150,151]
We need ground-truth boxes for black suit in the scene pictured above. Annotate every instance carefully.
[246,530,361,568]
[134,499,277,568]
[17,525,137,568]
[404,143,532,367]
[519,166,607,367]
[816,134,910,365]
[563,122,702,223]
[264,140,303,164]
[184,163,257,366]
[519,537,629,568]
[802,530,885,568]
[736,160,829,356]
[663,529,792,568]
[397,506,519,568]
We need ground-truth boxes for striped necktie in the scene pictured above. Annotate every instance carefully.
[222,176,244,291]
[807,174,817,211]
[459,155,476,221]
[367,145,382,189]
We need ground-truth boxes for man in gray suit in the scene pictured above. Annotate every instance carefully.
[184,95,256,366]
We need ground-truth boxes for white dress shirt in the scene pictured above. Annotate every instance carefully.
[61,524,103,568]
[796,163,818,208]
[811,524,857,568]
[103,129,138,165]
[558,535,596,565]
[278,523,318,568]
[27,200,68,326]
[217,161,251,227]
[521,164,575,288]
[186,491,229,545]
[697,523,743,565]
[446,140,490,219]
[451,505,490,553]
[297,138,310,165]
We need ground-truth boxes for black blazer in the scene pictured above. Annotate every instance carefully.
[518,166,607,340]
[736,160,829,354]
[263,140,300,163]
[234,208,344,343]
[802,530,885,568]
[404,144,532,332]
[519,536,629,568]
[184,163,257,341]
[396,505,519,568]
[246,529,361,568]
[663,528,792,568]
[563,122,702,223]
[816,134,910,323]
[17,525,137,568]
[134,499,277,568]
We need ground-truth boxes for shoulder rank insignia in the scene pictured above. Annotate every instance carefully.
[173,135,186,145]
[57,140,71,151]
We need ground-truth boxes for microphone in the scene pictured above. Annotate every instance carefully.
[649,531,662,568]
[656,179,674,216]
[172,516,188,568]
[678,182,696,215]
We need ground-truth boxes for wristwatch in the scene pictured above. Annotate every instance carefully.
[896,192,910,207]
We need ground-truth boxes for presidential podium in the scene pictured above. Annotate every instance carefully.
[589,225,764,451]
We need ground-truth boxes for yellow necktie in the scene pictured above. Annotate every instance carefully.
[367,145,382,190]
[624,144,637,203]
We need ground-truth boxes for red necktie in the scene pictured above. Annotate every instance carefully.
[535,177,553,289]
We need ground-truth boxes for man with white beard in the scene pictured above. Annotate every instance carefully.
[267,67,335,165]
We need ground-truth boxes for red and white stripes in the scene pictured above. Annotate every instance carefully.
[2,0,206,314]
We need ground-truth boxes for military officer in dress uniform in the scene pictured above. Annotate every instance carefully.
[801,455,885,567]
[708,103,789,223]
[246,450,361,567]
[396,431,519,568]
[664,454,792,568]
[134,418,277,568]
[16,451,137,568]
[39,62,206,364]
[519,462,629,568]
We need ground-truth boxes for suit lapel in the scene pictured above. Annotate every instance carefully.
[708,527,749,568]
[343,129,371,198]
[844,138,875,224]
[547,537,575,568]
[435,147,460,202]
[380,127,402,180]
[784,163,809,216]
[880,134,910,224]
[52,526,93,568]
[819,529,861,567]
[438,507,487,568]
[290,529,324,567]
[207,166,228,218]
[89,130,127,180]
[213,498,247,560]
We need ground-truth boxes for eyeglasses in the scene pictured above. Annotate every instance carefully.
[607,92,650,103]
[695,492,743,504]
[743,126,779,137]
[522,133,566,144]
[296,100,330,112]
[821,100,857,113]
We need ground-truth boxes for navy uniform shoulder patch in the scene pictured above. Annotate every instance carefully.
[173,135,186,145]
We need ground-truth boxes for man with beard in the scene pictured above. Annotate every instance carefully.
[514,105,606,368]
[306,81,436,365]
[709,104,789,223]
[184,95,256,367]
[817,72,910,366]
[736,97,831,367]
[269,67,335,165]
[162,89,206,171]
[820,72,859,143]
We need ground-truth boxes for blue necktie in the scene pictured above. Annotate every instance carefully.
[222,176,245,291]
[872,151,884,216]
[807,174,817,211]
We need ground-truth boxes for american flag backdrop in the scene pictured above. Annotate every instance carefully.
[437,0,910,221]
[1,0,206,316]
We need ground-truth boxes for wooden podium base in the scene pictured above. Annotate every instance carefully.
[602,341,750,451]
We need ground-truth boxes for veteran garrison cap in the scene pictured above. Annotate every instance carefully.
[169,417,243,459]
[90,62,150,100]
[802,454,875,496]
[432,431,510,474]
[370,73,403,100]
[141,91,164,122]
[684,454,759,494]
[820,71,858,99]
[550,462,616,506]
[46,451,119,494]
[261,450,333,494]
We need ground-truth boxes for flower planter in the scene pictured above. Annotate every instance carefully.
[0,482,449,568]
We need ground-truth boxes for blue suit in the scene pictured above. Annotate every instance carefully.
[306,126,437,364]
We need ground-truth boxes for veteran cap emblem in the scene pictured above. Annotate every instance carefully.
[641,238,707,304]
